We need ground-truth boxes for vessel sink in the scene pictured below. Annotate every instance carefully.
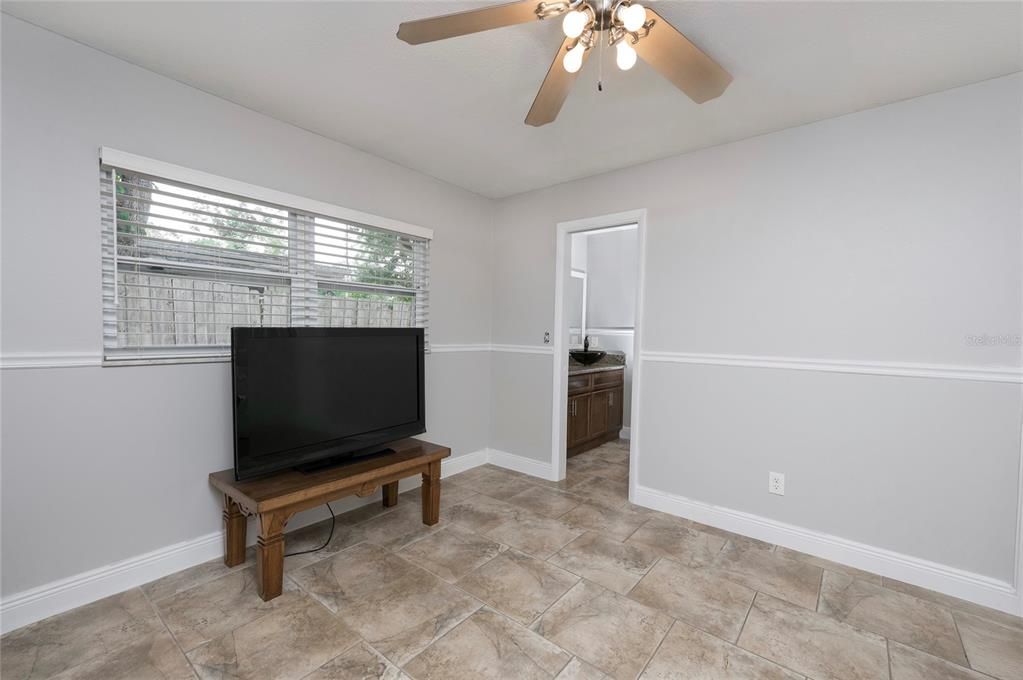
[570,350,606,365]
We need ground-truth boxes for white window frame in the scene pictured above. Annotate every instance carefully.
[99,148,433,365]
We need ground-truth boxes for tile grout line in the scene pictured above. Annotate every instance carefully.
[525,573,585,631]
[735,592,757,645]
[814,568,825,613]
[382,527,579,677]
[728,592,819,680]
[635,617,675,679]
[138,585,201,679]
[950,611,973,670]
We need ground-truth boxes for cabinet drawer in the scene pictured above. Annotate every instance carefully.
[593,370,624,388]
[568,374,592,394]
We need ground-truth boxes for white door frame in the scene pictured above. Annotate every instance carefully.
[551,209,647,502]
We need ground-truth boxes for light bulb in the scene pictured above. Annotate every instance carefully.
[621,3,646,32]
[562,10,588,39]
[616,41,637,70]
[563,43,585,73]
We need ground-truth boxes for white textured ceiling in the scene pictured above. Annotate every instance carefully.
[5,1,1021,198]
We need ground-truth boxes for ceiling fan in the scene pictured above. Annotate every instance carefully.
[396,0,732,127]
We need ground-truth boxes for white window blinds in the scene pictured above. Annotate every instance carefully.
[100,163,430,362]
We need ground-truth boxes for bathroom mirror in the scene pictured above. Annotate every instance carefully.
[567,269,586,347]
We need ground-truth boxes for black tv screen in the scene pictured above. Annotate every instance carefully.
[231,327,426,480]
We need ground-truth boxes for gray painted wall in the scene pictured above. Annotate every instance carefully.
[585,229,638,329]
[2,14,1020,606]
[0,18,494,596]
[490,74,1022,583]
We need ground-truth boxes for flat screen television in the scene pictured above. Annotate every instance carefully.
[231,327,426,480]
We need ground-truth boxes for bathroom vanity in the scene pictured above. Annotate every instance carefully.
[567,351,625,457]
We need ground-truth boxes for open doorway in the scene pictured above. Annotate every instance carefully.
[551,210,646,505]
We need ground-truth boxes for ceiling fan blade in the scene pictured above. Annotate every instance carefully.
[632,9,732,104]
[525,38,588,127]
[397,1,551,45]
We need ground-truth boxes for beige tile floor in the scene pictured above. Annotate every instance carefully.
[4,440,1022,680]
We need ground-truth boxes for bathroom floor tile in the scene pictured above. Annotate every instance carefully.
[558,503,650,542]
[628,557,756,642]
[141,553,251,602]
[533,580,672,680]
[290,543,481,665]
[187,596,357,680]
[348,501,447,551]
[888,641,991,680]
[625,515,727,567]
[457,550,579,625]
[883,578,1023,632]
[640,620,802,680]
[737,593,889,680]
[154,567,305,652]
[473,469,539,501]
[505,485,583,518]
[774,546,882,585]
[954,611,1023,680]
[49,630,194,680]
[0,589,163,680]
[565,476,630,512]
[398,524,505,582]
[710,542,823,610]
[555,657,611,679]
[549,532,659,594]
[818,570,967,665]
[447,494,527,534]
[404,608,571,680]
[484,512,584,559]
[306,641,410,680]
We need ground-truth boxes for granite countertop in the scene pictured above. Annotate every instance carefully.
[568,350,626,376]
[568,364,626,376]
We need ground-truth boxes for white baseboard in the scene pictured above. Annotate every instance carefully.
[620,427,631,440]
[632,483,1022,617]
[0,450,490,635]
[0,531,224,635]
[487,448,557,481]
[442,448,490,476]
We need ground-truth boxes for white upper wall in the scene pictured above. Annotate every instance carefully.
[494,74,1022,368]
[0,16,494,356]
[585,229,638,330]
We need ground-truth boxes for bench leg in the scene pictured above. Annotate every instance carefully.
[382,481,399,508]
[256,511,287,601]
[422,461,441,526]
[222,496,247,567]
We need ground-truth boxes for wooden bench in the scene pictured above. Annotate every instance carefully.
[209,437,450,601]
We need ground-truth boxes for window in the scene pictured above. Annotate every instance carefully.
[100,156,430,363]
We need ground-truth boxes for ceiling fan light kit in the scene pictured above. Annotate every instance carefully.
[396,0,732,126]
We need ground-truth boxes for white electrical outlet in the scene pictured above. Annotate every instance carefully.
[588,336,599,347]
[769,472,785,496]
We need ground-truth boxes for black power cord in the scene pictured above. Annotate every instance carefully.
[284,503,336,557]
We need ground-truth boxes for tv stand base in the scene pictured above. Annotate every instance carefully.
[210,437,450,601]
[295,446,396,475]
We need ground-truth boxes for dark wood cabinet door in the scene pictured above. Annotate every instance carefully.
[568,395,591,447]
[588,390,610,438]
[608,386,624,432]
